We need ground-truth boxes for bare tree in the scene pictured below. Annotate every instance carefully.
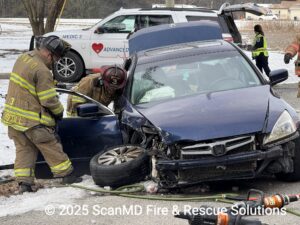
[165,0,175,7]
[21,0,66,36]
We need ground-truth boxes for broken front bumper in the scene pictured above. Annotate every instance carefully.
[156,145,283,171]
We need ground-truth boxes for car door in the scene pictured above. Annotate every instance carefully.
[218,3,268,44]
[90,14,137,66]
[35,89,123,178]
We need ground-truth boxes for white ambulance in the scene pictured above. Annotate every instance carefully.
[42,3,266,82]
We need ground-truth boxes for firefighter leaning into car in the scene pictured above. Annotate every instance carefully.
[284,34,300,97]
[252,24,271,76]
[67,65,127,116]
[1,35,82,194]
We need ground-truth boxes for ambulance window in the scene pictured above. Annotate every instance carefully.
[102,15,136,33]
[139,15,173,29]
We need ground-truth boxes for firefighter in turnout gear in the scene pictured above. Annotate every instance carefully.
[67,65,127,116]
[252,24,271,76]
[284,34,300,97]
[1,35,82,193]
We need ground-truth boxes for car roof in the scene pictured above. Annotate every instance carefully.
[128,20,223,55]
[117,7,216,13]
[135,40,236,65]
[140,7,215,13]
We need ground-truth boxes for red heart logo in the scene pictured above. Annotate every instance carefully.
[92,43,104,54]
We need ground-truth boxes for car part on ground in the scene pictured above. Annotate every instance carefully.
[90,145,151,187]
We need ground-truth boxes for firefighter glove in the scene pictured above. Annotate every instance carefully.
[284,53,292,64]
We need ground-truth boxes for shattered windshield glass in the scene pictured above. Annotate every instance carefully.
[131,51,262,105]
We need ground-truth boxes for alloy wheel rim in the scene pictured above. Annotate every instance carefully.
[55,57,76,78]
[97,146,144,165]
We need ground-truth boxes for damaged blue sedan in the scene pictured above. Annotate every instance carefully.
[36,23,300,189]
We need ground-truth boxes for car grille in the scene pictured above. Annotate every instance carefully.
[179,162,256,182]
[181,135,255,159]
[179,135,256,181]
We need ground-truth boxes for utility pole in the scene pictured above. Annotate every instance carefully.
[165,0,175,7]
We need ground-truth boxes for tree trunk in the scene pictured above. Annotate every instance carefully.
[22,0,65,36]
[21,0,45,35]
[45,0,65,33]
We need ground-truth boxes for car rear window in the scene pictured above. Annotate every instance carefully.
[217,16,230,33]
[186,16,228,33]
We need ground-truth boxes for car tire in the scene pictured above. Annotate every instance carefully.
[53,51,84,82]
[90,145,151,187]
[275,138,300,182]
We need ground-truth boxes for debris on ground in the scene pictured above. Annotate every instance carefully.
[0,179,18,196]
[0,177,48,197]
[144,180,159,194]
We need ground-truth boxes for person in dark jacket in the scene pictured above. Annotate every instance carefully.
[252,24,271,76]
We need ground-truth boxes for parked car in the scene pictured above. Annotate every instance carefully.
[258,13,278,20]
[35,24,300,189]
[35,3,266,82]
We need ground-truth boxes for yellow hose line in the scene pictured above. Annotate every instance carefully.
[54,0,68,31]
[286,208,300,217]
[69,183,144,194]
[68,183,238,202]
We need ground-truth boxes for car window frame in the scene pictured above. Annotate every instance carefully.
[56,88,115,116]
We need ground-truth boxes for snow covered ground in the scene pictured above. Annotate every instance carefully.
[0,19,98,73]
[0,18,300,218]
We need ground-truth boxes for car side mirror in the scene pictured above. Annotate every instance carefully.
[77,103,99,117]
[269,69,288,86]
[94,27,105,34]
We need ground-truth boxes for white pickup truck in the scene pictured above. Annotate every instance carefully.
[41,3,266,82]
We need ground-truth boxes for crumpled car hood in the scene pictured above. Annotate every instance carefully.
[135,85,271,143]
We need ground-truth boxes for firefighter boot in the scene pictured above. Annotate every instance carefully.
[61,171,82,185]
[18,182,33,194]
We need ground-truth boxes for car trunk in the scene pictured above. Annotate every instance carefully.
[218,2,268,44]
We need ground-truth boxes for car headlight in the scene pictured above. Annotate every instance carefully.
[263,111,297,145]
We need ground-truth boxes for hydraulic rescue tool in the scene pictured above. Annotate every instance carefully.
[175,189,300,225]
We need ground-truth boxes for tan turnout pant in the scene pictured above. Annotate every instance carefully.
[8,126,73,184]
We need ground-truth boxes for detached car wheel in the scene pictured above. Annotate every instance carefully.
[90,145,151,187]
[53,51,84,82]
[275,137,300,182]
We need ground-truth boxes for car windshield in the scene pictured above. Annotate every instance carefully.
[130,51,262,105]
